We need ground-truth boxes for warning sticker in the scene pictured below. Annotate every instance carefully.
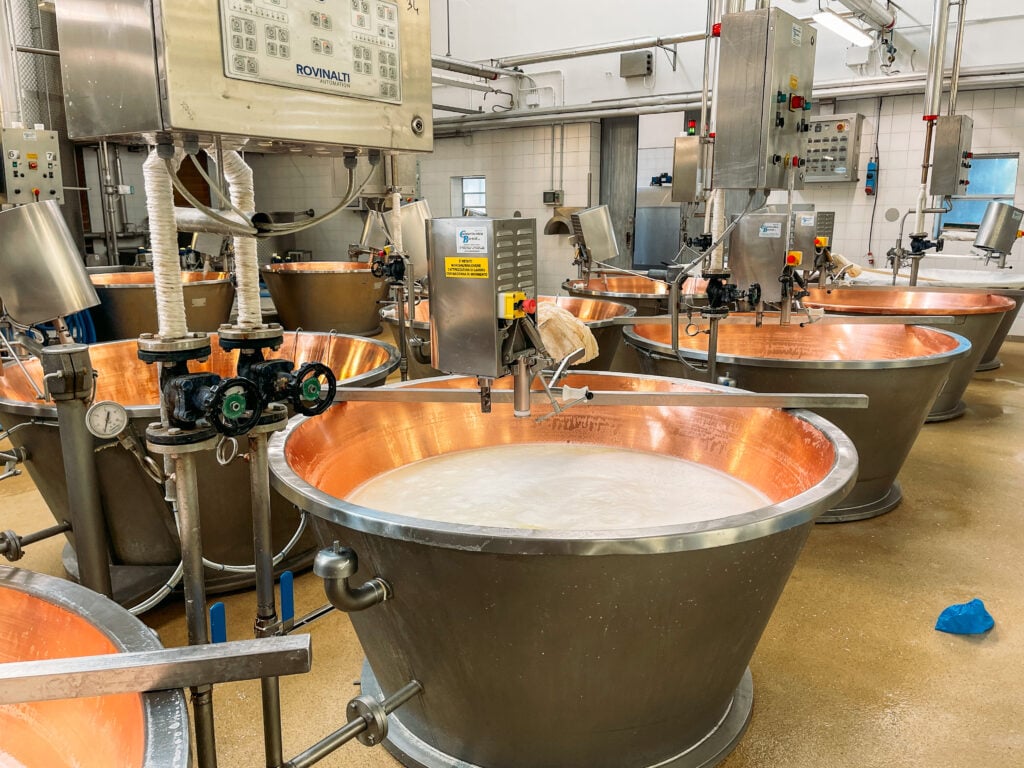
[444,257,490,279]
[759,223,783,239]
[456,226,488,254]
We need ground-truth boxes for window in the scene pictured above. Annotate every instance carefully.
[936,153,1018,234]
[451,176,486,216]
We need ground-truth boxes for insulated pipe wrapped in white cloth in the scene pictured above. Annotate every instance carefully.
[389,191,404,254]
[214,150,262,327]
[708,188,726,272]
[143,148,188,339]
[537,303,599,364]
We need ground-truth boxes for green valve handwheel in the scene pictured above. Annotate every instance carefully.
[291,362,337,417]
[207,376,263,436]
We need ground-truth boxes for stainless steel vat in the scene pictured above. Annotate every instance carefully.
[0,333,398,600]
[803,288,1016,421]
[262,262,390,336]
[382,295,637,377]
[624,321,971,521]
[89,270,234,341]
[0,566,189,767]
[269,372,858,768]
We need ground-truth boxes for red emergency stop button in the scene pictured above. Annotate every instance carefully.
[522,298,537,313]
[789,94,805,111]
[28,161,38,170]
[786,251,803,266]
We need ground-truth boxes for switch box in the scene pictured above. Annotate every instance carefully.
[804,113,862,183]
[620,51,654,78]
[713,8,817,190]
[930,115,974,196]
[542,189,564,206]
[0,128,64,205]
[671,135,703,203]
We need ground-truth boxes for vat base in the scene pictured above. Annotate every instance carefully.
[362,661,753,768]
[975,358,1002,372]
[925,399,967,423]
[817,482,902,524]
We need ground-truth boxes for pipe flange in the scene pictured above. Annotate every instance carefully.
[137,333,212,364]
[699,306,731,320]
[145,425,219,452]
[0,531,23,562]
[250,404,290,434]
[347,694,389,747]
[217,324,286,352]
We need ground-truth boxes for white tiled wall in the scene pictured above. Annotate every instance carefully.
[637,147,674,187]
[419,123,602,294]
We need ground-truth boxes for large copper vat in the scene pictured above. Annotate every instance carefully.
[382,295,637,377]
[562,274,672,315]
[89,270,234,341]
[262,261,390,336]
[0,333,398,602]
[0,566,188,767]
[804,288,1015,421]
[624,321,971,521]
[269,372,857,768]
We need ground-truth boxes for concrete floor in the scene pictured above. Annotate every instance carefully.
[3,342,1023,767]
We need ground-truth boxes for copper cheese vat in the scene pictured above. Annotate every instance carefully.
[262,261,390,336]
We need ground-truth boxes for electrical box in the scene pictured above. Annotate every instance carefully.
[620,51,654,78]
[54,0,433,153]
[804,113,862,183]
[543,189,564,206]
[427,218,537,378]
[930,115,974,196]
[728,212,790,303]
[671,135,702,203]
[766,204,818,259]
[0,128,64,206]
[713,8,817,190]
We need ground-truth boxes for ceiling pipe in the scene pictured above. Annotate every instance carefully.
[434,65,1024,135]
[923,0,952,120]
[493,31,705,69]
[432,75,500,93]
[835,0,897,31]
[431,55,521,81]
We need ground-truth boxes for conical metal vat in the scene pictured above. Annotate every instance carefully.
[382,295,637,377]
[624,320,971,521]
[269,372,857,768]
[0,566,189,767]
[803,288,1015,421]
[0,333,398,602]
[562,274,680,315]
[262,261,390,336]
[89,270,234,341]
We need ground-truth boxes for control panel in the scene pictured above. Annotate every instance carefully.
[713,8,817,190]
[220,0,402,103]
[804,114,862,183]
[930,115,974,197]
[0,128,64,206]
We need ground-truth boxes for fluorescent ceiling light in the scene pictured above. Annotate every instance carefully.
[814,10,874,47]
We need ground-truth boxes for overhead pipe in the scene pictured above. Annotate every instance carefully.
[916,0,952,235]
[836,0,896,31]
[948,0,968,115]
[431,55,521,81]
[495,31,705,69]
[432,74,501,93]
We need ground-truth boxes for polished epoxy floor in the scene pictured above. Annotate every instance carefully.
[3,343,1023,767]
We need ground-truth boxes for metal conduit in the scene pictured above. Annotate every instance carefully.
[494,31,706,69]
[836,0,897,30]
[431,55,521,80]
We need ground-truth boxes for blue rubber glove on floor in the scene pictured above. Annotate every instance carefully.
[935,598,995,635]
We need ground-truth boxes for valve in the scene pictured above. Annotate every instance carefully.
[164,373,263,437]
[371,255,406,283]
[291,362,337,416]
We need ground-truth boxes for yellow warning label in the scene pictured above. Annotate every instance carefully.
[789,75,799,91]
[444,257,489,279]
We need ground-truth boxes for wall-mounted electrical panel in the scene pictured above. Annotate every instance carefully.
[713,8,817,190]
[54,0,433,154]
[930,115,974,196]
[0,127,64,206]
[671,135,702,203]
[620,51,653,78]
[804,113,862,183]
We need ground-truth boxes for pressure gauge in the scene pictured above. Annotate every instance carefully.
[85,401,130,439]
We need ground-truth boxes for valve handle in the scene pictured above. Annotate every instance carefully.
[291,362,337,416]
[370,259,387,278]
[207,376,263,436]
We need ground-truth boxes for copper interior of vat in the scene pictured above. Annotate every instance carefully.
[392,296,635,326]
[804,287,1016,316]
[0,588,145,767]
[264,261,372,274]
[0,333,394,406]
[285,374,837,512]
[90,271,230,286]
[631,320,963,361]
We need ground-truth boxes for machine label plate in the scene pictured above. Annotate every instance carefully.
[759,222,783,238]
[444,257,489,279]
[455,226,488,254]
[218,0,403,104]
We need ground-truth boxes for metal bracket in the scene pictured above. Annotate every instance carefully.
[656,43,678,72]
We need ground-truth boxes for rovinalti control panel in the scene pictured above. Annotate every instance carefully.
[804,114,862,183]
[219,0,403,103]
[0,128,64,206]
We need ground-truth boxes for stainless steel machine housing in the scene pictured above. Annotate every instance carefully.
[975,201,1023,255]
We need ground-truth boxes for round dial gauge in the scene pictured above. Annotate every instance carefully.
[85,401,130,439]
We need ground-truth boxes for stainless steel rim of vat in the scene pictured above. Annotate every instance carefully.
[382,295,639,331]
[561,278,671,301]
[267,372,859,556]
[0,566,190,766]
[361,660,754,768]
[622,324,973,371]
[0,333,400,418]
[91,275,232,288]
